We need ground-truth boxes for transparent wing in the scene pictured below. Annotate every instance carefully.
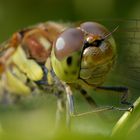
[115,20,140,85]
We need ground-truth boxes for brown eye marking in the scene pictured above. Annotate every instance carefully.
[54,28,84,60]
[66,56,72,66]
[80,22,109,37]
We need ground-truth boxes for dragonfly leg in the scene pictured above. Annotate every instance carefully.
[65,85,74,128]
[80,88,97,108]
[65,85,115,118]
[79,89,112,120]
[65,84,133,118]
[55,91,66,129]
[96,86,134,110]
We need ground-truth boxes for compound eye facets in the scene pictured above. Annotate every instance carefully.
[54,28,84,60]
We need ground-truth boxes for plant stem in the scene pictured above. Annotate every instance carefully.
[111,97,140,136]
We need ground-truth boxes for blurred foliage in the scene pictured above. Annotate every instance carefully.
[0,0,140,41]
[0,0,140,140]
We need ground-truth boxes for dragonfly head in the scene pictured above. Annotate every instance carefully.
[51,22,116,85]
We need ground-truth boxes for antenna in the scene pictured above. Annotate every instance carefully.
[102,25,119,40]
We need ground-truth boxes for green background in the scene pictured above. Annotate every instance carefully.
[0,0,140,140]
[0,0,139,42]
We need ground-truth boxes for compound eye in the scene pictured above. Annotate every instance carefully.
[54,28,84,60]
[80,22,109,37]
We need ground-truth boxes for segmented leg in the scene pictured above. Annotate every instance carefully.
[96,86,134,108]
[80,89,112,121]
[64,84,133,118]
[55,91,66,129]
[64,85,74,128]
[80,89,97,108]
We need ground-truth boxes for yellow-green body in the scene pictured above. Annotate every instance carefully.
[0,21,116,98]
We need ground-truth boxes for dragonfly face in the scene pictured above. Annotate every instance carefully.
[0,20,135,125]
[0,21,117,99]
[52,22,116,86]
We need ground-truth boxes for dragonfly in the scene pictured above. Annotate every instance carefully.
[0,19,138,126]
